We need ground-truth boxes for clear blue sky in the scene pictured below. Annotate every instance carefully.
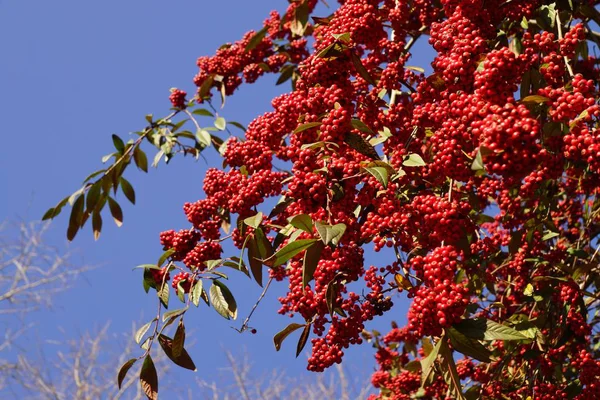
[0,0,435,395]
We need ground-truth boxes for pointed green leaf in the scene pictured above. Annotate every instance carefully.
[244,212,263,229]
[140,355,158,400]
[190,280,203,307]
[448,327,492,362]
[135,320,155,344]
[120,177,136,204]
[157,334,196,371]
[273,323,305,351]
[453,318,529,341]
[315,221,346,246]
[293,122,321,134]
[245,27,268,52]
[117,358,137,389]
[214,117,226,131]
[107,197,123,227]
[364,166,389,188]
[302,241,325,291]
[403,154,426,167]
[210,281,237,320]
[172,320,186,359]
[263,239,318,267]
[296,324,311,358]
[162,307,188,323]
[289,214,314,233]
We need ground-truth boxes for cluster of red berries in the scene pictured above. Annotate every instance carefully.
[150,0,600,397]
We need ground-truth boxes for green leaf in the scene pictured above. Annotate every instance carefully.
[133,147,148,173]
[120,177,136,204]
[92,210,102,241]
[67,195,85,241]
[254,227,274,259]
[364,166,389,188]
[228,121,246,131]
[196,129,212,148]
[243,212,263,229]
[453,318,529,341]
[293,122,321,134]
[276,65,295,85]
[247,237,264,286]
[439,339,466,400]
[157,248,176,267]
[117,358,137,389]
[420,337,443,387]
[82,169,106,184]
[315,221,347,246]
[302,241,325,291]
[273,323,305,351]
[296,324,311,358]
[214,117,226,131]
[521,95,550,104]
[172,320,186,359]
[42,196,70,221]
[245,27,268,52]
[86,182,103,211]
[344,133,379,160]
[331,32,351,42]
[140,355,158,400]
[107,197,123,227]
[350,118,374,134]
[289,214,314,233]
[158,282,169,309]
[135,320,155,344]
[157,334,196,371]
[210,281,237,320]
[403,154,426,167]
[263,239,318,268]
[162,307,188,323]
[542,231,559,241]
[112,134,125,153]
[192,108,213,117]
[350,52,376,86]
[448,327,492,362]
[190,280,203,307]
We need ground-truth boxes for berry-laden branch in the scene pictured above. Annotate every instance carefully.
[54,0,600,399]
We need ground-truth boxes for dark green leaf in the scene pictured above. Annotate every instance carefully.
[133,147,148,172]
[172,320,186,359]
[140,355,158,400]
[107,197,123,227]
[350,118,374,134]
[263,239,318,267]
[439,339,466,400]
[210,281,237,320]
[92,210,102,241]
[254,227,274,259]
[228,121,246,131]
[247,237,264,286]
[276,65,295,85]
[157,334,196,371]
[453,318,529,341]
[112,134,125,153]
[117,358,137,389]
[120,177,136,204]
[344,133,379,160]
[350,53,376,86]
[273,323,305,351]
[303,241,325,291]
[293,122,321,134]
[86,182,103,211]
[192,108,214,117]
[448,327,492,362]
[296,324,311,358]
[245,27,268,52]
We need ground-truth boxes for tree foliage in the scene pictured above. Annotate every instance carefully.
[48,0,600,398]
